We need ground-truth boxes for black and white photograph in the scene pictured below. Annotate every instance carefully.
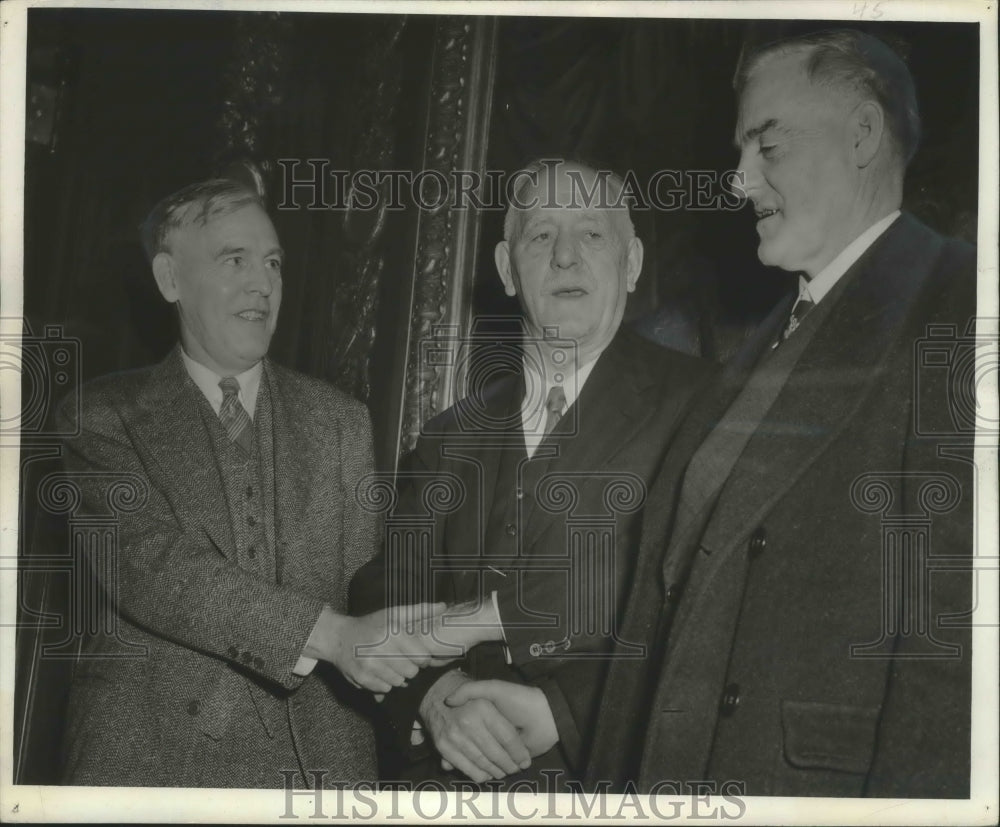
[1,0,996,822]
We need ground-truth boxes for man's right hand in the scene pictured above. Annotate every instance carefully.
[418,669,532,783]
[304,603,447,693]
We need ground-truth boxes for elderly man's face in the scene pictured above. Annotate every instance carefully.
[153,202,283,375]
[495,166,642,363]
[735,51,862,277]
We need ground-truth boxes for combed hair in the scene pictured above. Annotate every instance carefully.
[502,158,637,242]
[734,29,921,165]
[140,178,263,262]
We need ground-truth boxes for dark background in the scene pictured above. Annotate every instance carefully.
[15,8,980,784]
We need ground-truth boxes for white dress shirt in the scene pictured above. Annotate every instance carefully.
[794,210,901,307]
[180,350,263,419]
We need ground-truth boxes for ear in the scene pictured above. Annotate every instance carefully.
[152,252,180,303]
[494,241,517,297]
[852,100,885,168]
[625,237,644,293]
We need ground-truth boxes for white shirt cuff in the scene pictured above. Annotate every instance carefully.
[491,589,512,665]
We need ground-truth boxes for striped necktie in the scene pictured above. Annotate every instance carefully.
[544,385,566,435]
[218,377,253,455]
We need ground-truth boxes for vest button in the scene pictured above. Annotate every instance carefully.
[246,486,253,499]
[247,515,257,527]
[720,683,741,716]
[748,526,767,558]
[247,545,257,558]
[505,523,517,536]
[665,584,679,602]
[187,700,201,716]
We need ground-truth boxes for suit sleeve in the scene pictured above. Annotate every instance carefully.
[866,247,974,797]
[57,389,327,691]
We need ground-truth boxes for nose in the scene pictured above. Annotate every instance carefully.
[551,230,578,270]
[734,148,763,202]
[244,259,273,296]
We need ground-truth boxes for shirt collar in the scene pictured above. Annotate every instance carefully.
[180,349,263,419]
[801,210,901,305]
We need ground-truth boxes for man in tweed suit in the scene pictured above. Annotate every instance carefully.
[57,179,440,788]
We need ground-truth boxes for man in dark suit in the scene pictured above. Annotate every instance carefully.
[57,179,441,787]
[351,160,715,788]
[586,30,976,797]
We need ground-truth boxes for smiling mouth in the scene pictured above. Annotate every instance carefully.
[236,309,268,322]
[755,207,779,221]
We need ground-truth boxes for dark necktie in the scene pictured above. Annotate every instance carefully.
[218,377,253,455]
[544,385,566,435]
[780,294,816,342]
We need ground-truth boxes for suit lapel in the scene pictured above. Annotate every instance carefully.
[651,215,948,778]
[129,346,235,558]
[694,214,945,561]
[521,330,667,549]
[265,362,311,553]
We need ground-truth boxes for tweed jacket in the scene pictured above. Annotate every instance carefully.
[351,327,716,779]
[56,346,378,787]
[586,213,976,797]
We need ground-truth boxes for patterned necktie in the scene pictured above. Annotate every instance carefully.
[218,377,253,455]
[781,295,816,342]
[543,385,566,435]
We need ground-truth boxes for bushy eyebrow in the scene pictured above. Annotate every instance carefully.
[214,244,284,259]
[733,117,779,149]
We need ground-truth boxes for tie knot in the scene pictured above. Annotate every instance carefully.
[219,377,240,399]
[546,385,566,415]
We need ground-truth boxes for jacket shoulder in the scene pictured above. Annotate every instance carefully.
[266,361,368,421]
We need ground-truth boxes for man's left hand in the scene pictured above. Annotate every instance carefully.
[445,679,558,757]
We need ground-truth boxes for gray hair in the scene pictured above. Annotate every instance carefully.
[502,159,637,242]
[734,29,921,165]
[140,178,264,262]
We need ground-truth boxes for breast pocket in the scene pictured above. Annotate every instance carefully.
[772,699,880,797]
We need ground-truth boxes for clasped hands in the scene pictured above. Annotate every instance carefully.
[417,670,558,783]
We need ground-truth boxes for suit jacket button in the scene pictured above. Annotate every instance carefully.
[720,682,741,716]
[529,643,542,657]
[187,700,201,716]
[227,646,238,658]
[241,651,252,664]
[748,527,767,558]
[253,656,264,670]
[505,523,517,536]
[665,584,679,602]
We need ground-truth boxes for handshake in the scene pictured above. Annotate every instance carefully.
[305,601,559,782]
[305,601,498,695]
